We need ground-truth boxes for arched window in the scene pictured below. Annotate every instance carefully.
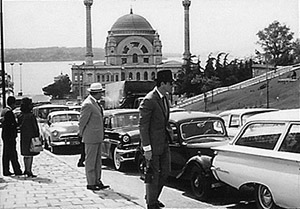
[133,54,138,63]
[136,72,140,81]
[144,72,148,80]
[121,72,125,81]
[151,72,156,80]
[129,72,133,80]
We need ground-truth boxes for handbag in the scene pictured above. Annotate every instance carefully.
[30,137,43,153]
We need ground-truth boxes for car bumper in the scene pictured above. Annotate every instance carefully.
[115,147,137,162]
[51,134,80,146]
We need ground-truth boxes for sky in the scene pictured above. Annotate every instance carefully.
[2,0,300,60]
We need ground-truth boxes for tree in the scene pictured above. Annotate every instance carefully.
[257,21,294,65]
[42,74,72,99]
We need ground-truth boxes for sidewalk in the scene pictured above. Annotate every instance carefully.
[0,141,144,209]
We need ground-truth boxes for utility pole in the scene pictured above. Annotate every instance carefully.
[0,0,6,107]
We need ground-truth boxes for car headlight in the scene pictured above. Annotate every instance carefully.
[122,135,130,143]
[52,130,59,137]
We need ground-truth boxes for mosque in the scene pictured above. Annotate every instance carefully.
[71,0,191,99]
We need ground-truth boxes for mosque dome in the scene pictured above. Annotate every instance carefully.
[110,9,154,32]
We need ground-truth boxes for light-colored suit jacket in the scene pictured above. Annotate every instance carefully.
[139,88,173,155]
[79,95,104,144]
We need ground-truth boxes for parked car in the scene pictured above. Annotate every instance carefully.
[219,108,278,138]
[33,104,69,143]
[43,110,81,153]
[102,108,140,171]
[212,109,300,209]
[136,111,230,199]
[68,105,81,112]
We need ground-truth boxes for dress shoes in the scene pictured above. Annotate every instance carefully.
[87,185,101,191]
[96,181,110,190]
[14,171,23,176]
[147,203,161,209]
[3,172,13,176]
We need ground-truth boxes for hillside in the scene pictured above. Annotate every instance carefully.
[184,68,300,113]
[5,47,105,62]
[4,47,182,63]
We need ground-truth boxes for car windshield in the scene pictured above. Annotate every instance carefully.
[235,123,286,150]
[180,119,226,140]
[51,114,79,123]
[111,113,139,128]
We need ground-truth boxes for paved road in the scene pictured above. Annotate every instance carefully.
[0,138,257,209]
[56,146,257,209]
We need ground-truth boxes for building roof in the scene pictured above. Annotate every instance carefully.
[110,9,154,32]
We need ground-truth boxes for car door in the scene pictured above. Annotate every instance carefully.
[102,116,112,158]
[277,123,300,207]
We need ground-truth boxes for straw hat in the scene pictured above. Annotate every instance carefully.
[87,83,105,93]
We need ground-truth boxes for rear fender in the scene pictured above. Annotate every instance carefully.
[177,155,213,179]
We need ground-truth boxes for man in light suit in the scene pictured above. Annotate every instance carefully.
[79,83,109,191]
[139,70,174,209]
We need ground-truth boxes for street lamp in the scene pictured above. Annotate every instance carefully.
[18,63,22,96]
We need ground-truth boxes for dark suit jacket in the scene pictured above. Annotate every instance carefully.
[139,88,173,155]
[1,107,18,140]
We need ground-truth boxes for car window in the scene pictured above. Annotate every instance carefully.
[180,120,225,140]
[112,113,139,128]
[230,115,240,127]
[235,123,285,150]
[279,124,300,154]
[51,114,79,123]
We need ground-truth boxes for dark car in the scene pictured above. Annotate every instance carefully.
[136,111,230,200]
[102,108,141,171]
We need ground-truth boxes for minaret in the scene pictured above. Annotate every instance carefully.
[84,0,93,65]
[182,0,191,62]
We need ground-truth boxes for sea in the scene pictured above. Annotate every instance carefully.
[4,61,84,99]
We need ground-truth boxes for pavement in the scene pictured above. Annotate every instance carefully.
[0,139,144,209]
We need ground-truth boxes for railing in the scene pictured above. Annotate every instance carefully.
[176,65,299,108]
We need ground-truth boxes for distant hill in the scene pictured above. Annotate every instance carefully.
[184,68,300,113]
[5,47,105,62]
[4,47,183,63]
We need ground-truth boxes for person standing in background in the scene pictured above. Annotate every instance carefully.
[139,70,174,209]
[79,83,109,191]
[18,97,40,177]
[1,96,23,176]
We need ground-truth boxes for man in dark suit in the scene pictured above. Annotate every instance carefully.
[1,96,22,176]
[79,83,109,191]
[139,70,174,209]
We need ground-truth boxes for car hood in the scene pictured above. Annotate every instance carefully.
[185,136,230,149]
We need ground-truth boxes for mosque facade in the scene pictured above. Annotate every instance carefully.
[71,7,182,100]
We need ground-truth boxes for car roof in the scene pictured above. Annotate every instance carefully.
[104,108,140,116]
[33,104,69,109]
[247,108,300,122]
[48,110,80,117]
[218,108,278,116]
[170,111,221,122]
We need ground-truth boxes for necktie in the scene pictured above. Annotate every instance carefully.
[162,96,168,115]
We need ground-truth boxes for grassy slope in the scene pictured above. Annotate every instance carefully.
[184,69,300,114]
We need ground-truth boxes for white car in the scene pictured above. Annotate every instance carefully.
[212,109,300,209]
[219,108,278,138]
[43,110,81,153]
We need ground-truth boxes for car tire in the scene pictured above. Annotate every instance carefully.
[190,167,210,200]
[255,184,277,209]
[112,146,123,171]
